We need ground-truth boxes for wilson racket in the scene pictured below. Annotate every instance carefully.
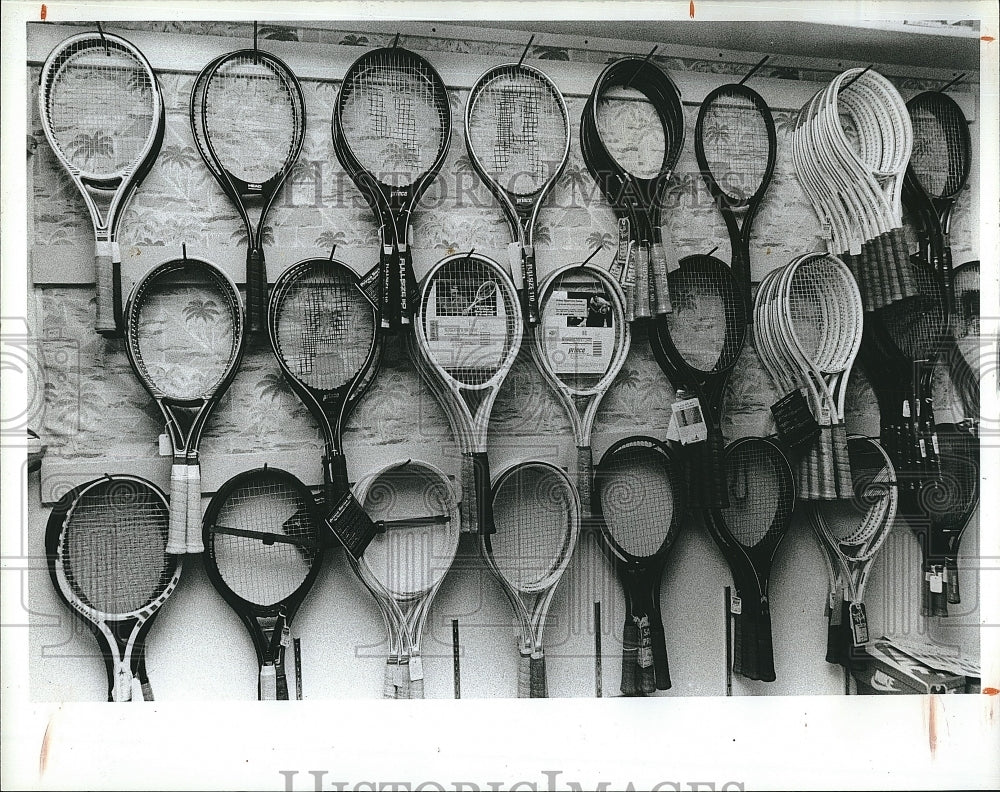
[531,262,630,510]
[267,257,382,544]
[810,436,897,688]
[45,475,182,701]
[649,253,749,507]
[484,461,581,697]
[465,62,570,325]
[412,252,523,536]
[582,56,685,319]
[38,31,164,336]
[124,257,245,554]
[192,47,305,336]
[694,75,776,307]
[709,436,796,682]
[333,43,451,330]
[203,467,323,700]
[594,436,686,694]
[904,90,971,275]
[355,460,461,698]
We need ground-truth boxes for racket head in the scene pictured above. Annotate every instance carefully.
[202,467,324,646]
[356,460,461,600]
[414,252,524,391]
[487,460,581,595]
[695,82,777,207]
[464,63,570,203]
[949,259,980,412]
[199,49,306,193]
[870,255,949,364]
[268,257,378,396]
[38,31,162,182]
[334,45,452,191]
[124,257,246,402]
[906,91,971,203]
[593,436,685,563]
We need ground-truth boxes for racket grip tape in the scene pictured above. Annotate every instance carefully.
[523,246,540,326]
[633,245,652,320]
[620,621,639,696]
[472,452,493,535]
[166,462,187,555]
[529,651,547,698]
[259,663,278,701]
[649,242,673,315]
[517,650,531,698]
[459,454,477,535]
[576,445,593,514]
[408,658,425,699]
[186,461,204,553]
[649,606,672,691]
[947,558,961,604]
[832,422,853,500]
[756,600,776,683]
[275,661,290,701]
[400,245,417,326]
[383,659,398,698]
[637,615,656,695]
[246,248,267,336]
[94,247,120,336]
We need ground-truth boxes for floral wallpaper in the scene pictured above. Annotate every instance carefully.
[28,22,978,492]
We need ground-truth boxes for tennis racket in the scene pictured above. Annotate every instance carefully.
[355,460,461,698]
[412,252,523,536]
[695,75,776,307]
[709,436,796,682]
[267,257,383,552]
[203,467,323,700]
[465,62,570,325]
[124,256,246,554]
[948,260,979,421]
[333,43,451,331]
[192,46,305,336]
[484,460,581,697]
[582,56,685,319]
[45,475,182,701]
[904,90,971,275]
[649,253,749,507]
[531,262,630,510]
[38,30,164,336]
[809,436,897,688]
[594,436,686,694]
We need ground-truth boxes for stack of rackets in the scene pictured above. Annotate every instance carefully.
[581,55,685,321]
[791,67,916,311]
[754,252,863,500]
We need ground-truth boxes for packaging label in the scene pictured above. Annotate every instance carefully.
[425,277,507,371]
[541,282,616,375]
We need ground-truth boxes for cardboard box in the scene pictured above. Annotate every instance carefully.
[853,641,967,695]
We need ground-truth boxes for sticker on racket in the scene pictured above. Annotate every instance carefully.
[193,47,305,336]
[203,467,323,700]
[465,61,570,324]
[38,30,165,336]
[484,461,581,697]
[123,256,246,554]
[531,262,630,511]
[45,475,182,701]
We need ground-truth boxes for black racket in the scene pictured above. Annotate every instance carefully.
[203,467,323,700]
[695,74,777,310]
[649,254,749,507]
[948,260,980,421]
[582,56,685,319]
[124,257,246,554]
[594,436,686,694]
[267,257,383,554]
[45,475,182,701]
[192,46,306,336]
[38,31,165,336]
[709,436,796,682]
[333,42,451,331]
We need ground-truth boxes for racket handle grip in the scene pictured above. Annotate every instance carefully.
[947,557,961,604]
[825,597,842,665]
[246,248,267,336]
[930,565,949,616]
[166,462,187,555]
[648,242,673,315]
[576,445,593,514]
[140,679,155,702]
[275,662,290,701]
[833,422,853,499]
[633,244,652,319]
[731,588,743,678]
[649,607,672,691]
[740,598,760,681]
[383,659,398,698]
[522,246,540,326]
[472,452,493,535]
[756,599,776,683]
[408,660,425,699]
[94,249,120,336]
[529,651,547,698]
[397,659,410,699]
[517,649,531,698]
[460,454,477,535]
[920,563,932,617]
[259,663,277,701]
[399,244,416,326]
[620,621,639,696]
[186,462,204,553]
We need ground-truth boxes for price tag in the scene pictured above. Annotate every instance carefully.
[730,592,742,615]
[671,397,708,445]
[849,602,869,646]
[280,624,291,648]
[928,568,944,594]
[409,656,424,681]
[902,399,911,418]
[158,433,172,456]
[829,592,843,626]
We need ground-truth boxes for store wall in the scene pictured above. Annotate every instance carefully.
[24,20,981,700]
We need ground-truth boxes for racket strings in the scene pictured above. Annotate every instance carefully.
[273,267,375,390]
[665,261,744,373]
[203,54,300,184]
[45,41,155,175]
[594,86,668,180]
[491,465,574,590]
[598,446,678,558]
[467,68,568,193]
[874,263,947,361]
[787,258,855,371]
[62,484,172,615]
[909,97,968,199]
[721,444,792,548]
[209,478,318,606]
[339,54,449,186]
[131,267,239,399]
[701,89,771,201]
[818,446,894,545]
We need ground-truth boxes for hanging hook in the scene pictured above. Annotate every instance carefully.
[582,246,602,266]
[840,65,872,92]
[939,73,965,93]
[738,55,770,86]
[517,34,535,68]
[465,248,476,262]
[329,244,337,261]
[625,46,658,88]
[181,243,188,261]
[391,32,400,49]
[96,22,109,56]
[705,245,719,257]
